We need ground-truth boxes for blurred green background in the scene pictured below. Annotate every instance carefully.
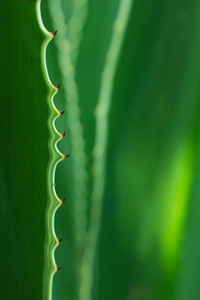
[2,0,200,299]
[42,0,200,299]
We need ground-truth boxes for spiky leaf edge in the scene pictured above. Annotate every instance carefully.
[36,1,69,300]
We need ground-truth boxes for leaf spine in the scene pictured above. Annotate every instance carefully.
[59,110,65,116]
[57,130,65,139]
[60,196,66,205]
[52,30,58,37]
[55,264,61,272]
[63,153,70,160]
[55,236,63,245]
[36,1,69,300]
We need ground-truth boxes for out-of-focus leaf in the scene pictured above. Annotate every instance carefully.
[34,0,200,300]
[102,0,200,299]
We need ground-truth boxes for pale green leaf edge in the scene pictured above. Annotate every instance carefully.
[36,1,66,300]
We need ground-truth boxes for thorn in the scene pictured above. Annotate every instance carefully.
[55,235,63,244]
[60,196,66,204]
[56,109,65,116]
[63,153,70,159]
[58,237,63,244]
[52,30,58,37]
[61,131,65,138]
[57,130,65,138]
[54,83,60,92]
[59,110,65,116]
[56,265,61,272]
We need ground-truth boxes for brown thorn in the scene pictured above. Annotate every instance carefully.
[61,131,66,138]
[54,83,60,92]
[58,237,63,244]
[60,196,66,204]
[63,153,70,159]
[60,110,65,116]
[55,235,63,244]
[56,265,61,272]
[52,30,58,37]
[58,130,65,138]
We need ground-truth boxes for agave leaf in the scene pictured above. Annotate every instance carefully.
[5,0,199,299]
[0,1,48,299]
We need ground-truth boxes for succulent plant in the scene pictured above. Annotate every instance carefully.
[2,0,200,299]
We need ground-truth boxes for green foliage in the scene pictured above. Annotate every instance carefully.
[43,0,200,299]
[0,1,48,299]
[2,0,200,300]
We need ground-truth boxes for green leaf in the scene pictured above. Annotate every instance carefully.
[0,1,48,299]
[3,0,200,300]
